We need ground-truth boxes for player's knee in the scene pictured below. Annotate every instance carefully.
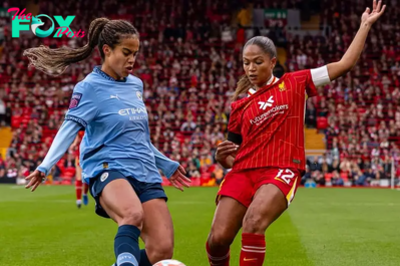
[147,241,174,262]
[242,213,269,234]
[119,208,144,227]
[207,229,234,250]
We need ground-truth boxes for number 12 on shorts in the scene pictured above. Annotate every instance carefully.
[275,169,295,185]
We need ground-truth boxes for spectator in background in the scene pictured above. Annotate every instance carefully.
[301,165,312,185]
[0,154,5,178]
[0,98,5,126]
[5,157,18,179]
[237,4,252,27]
[212,164,224,185]
[307,156,322,173]
[357,168,375,186]
[187,162,201,179]
[305,100,316,127]
[331,171,344,186]
[64,153,76,169]
[4,102,11,126]
[210,125,225,146]
[181,115,197,132]
[329,158,341,174]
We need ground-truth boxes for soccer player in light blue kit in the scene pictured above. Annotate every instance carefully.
[23,18,191,266]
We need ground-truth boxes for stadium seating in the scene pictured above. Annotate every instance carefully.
[0,0,238,183]
[289,0,400,186]
[1,0,399,187]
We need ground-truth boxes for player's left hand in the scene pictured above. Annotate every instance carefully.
[25,170,46,192]
[361,0,386,26]
[170,165,191,191]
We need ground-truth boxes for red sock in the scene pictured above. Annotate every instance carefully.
[83,182,89,195]
[75,179,82,200]
[206,241,230,266]
[240,233,266,266]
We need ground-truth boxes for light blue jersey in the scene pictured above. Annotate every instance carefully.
[37,66,178,184]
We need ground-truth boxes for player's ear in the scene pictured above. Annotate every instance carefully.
[102,44,112,57]
[271,57,277,69]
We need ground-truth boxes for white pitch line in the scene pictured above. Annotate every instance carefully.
[10,186,25,189]
[168,201,208,205]
[2,199,74,203]
[301,202,400,206]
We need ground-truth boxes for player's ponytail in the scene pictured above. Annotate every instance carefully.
[232,36,278,101]
[24,18,139,77]
[232,75,252,101]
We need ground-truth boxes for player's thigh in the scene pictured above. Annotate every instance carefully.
[99,178,143,227]
[243,183,287,233]
[141,199,174,257]
[208,196,247,246]
[243,168,301,232]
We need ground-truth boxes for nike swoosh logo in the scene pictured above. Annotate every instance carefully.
[244,258,258,261]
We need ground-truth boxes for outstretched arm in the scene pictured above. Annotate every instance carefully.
[150,143,179,178]
[26,120,81,191]
[327,0,386,81]
[150,143,191,191]
[37,121,81,175]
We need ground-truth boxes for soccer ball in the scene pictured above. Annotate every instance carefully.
[153,259,186,266]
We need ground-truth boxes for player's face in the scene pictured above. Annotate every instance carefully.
[243,44,277,88]
[103,35,139,79]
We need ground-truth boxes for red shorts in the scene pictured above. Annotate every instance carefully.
[216,167,301,208]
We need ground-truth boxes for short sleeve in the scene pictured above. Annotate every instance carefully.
[227,102,242,135]
[138,78,144,92]
[292,69,318,98]
[65,82,98,128]
[294,66,331,98]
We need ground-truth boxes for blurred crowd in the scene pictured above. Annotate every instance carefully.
[298,0,400,186]
[0,0,399,187]
[0,0,252,184]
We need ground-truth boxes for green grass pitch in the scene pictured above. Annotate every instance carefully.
[1,185,400,266]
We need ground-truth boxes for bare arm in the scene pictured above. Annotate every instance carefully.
[215,141,239,169]
[327,0,385,81]
[217,154,236,169]
[71,134,80,149]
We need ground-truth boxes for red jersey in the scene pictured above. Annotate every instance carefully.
[228,70,318,172]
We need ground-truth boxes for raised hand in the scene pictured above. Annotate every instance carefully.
[361,0,386,26]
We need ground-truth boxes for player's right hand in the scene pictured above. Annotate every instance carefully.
[215,140,239,162]
[25,170,46,192]
[170,165,191,192]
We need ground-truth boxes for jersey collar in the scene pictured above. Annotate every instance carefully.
[93,66,127,82]
[248,75,278,97]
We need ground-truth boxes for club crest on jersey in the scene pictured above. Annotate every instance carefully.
[279,82,286,92]
[69,93,82,109]
[100,172,109,182]
[136,91,142,100]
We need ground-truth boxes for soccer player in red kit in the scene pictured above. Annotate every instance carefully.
[73,130,89,208]
[206,1,385,265]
